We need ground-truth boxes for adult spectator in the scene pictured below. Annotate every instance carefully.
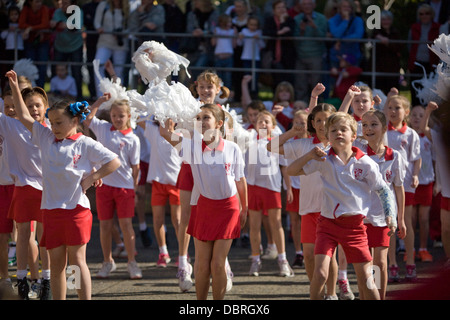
[327,0,365,68]
[50,0,84,99]
[293,0,327,101]
[128,0,165,46]
[425,0,449,24]
[19,0,51,88]
[82,0,101,99]
[263,0,296,90]
[93,0,130,98]
[183,0,219,82]
[408,4,440,106]
[288,0,302,18]
[371,10,402,95]
[162,0,186,53]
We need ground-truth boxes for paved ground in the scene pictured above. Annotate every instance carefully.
[6,209,449,302]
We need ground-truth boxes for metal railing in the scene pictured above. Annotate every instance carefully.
[0,28,436,93]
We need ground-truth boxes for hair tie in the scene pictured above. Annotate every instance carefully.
[69,101,91,123]
[45,107,50,119]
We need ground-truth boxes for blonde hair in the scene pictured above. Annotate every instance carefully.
[110,99,132,129]
[190,70,230,100]
[273,81,294,104]
[257,110,277,127]
[325,112,357,137]
[385,94,411,112]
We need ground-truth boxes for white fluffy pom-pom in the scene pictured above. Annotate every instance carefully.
[428,33,450,66]
[13,59,39,86]
[132,41,190,86]
[411,62,441,105]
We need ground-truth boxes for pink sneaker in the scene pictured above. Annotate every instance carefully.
[157,253,171,268]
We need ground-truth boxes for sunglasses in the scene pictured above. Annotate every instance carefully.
[419,12,431,16]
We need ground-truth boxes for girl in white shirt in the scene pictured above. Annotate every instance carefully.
[160,104,247,300]
[83,95,142,280]
[7,70,120,300]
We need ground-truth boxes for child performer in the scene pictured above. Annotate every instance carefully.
[83,96,142,280]
[0,83,50,299]
[287,112,397,300]
[7,70,120,299]
[160,104,247,300]
[359,109,407,299]
[384,95,421,281]
[247,111,294,277]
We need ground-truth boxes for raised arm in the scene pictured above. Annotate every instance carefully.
[83,93,111,128]
[159,118,183,152]
[309,83,326,112]
[267,124,304,154]
[6,70,34,132]
[420,101,438,141]
[286,146,326,176]
[339,85,361,114]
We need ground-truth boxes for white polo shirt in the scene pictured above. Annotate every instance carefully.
[358,143,406,226]
[181,135,245,201]
[144,121,182,186]
[417,133,435,185]
[386,122,421,193]
[89,117,140,189]
[0,113,43,190]
[246,137,287,192]
[431,128,450,198]
[0,125,13,185]
[303,147,388,219]
[283,136,330,215]
[32,122,118,210]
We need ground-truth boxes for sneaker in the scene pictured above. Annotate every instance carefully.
[261,247,277,260]
[177,263,193,292]
[28,279,40,299]
[249,260,262,277]
[388,265,400,283]
[278,259,294,277]
[0,279,14,299]
[96,260,117,278]
[112,245,125,259]
[418,250,433,262]
[324,295,338,300]
[405,264,417,281]
[127,261,143,279]
[39,279,52,300]
[225,263,233,292]
[157,253,171,268]
[140,227,152,248]
[292,253,304,269]
[338,279,355,300]
[15,277,29,300]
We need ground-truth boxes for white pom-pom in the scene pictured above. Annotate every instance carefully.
[411,62,441,105]
[132,41,190,86]
[13,59,39,86]
[428,33,450,66]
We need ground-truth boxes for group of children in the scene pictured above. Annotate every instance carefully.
[0,61,448,301]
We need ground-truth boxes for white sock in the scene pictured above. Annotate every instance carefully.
[267,243,276,250]
[178,255,188,269]
[17,269,28,280]
[159,245,168,254]
[277,252,286,261]
[252,255,261,262]
[41,269,50,280]
[296,250,303,255]
[338,270,347,280]
[139,222,147,231]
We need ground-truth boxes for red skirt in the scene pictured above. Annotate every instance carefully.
[176,162,194,191]
[189,194,240,241]
[8,185,43,223]
[0,185,14,233]
[40,205,92,250]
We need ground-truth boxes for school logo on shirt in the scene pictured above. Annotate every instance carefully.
[385,170,392,183]
[353,168,363,180]
[401,139,408,149]
[224,162,231,175]
[119,141,126,151]
[73,154,81,168]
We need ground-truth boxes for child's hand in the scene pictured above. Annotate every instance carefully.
[311,83,326,97]
[97,92,111,104]
[387,87,398,98]
[385,216,397,237]
[411,175,419,189]
[271,104,284,116]
[373,95,381,106]
[309,146,327,162]
[242,75,252,84]
[286,188,293,204]
[5,70,18,89]
[426,101,439,112]
[397,220,406,240]
[345,85,361,98]
[330,67,339,76]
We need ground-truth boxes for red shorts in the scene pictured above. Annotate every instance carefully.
[176,162,194,191]
[414,183,433,206]
[405,192,416,206]
[315,214,372,264]
[96,185,135,221]
[151,180,180,206]
[187,205,197,236]
[248,185,282,214]
[365,223,391,248]
[40,205,92,250]
[190,194,240,241]
[8,185,43,223]
[138,161,149,186]
[442,196,450,211]
[0,185,14,233]
[285,188,299,213]
[301,212,320,244]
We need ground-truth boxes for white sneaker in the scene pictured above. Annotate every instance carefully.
[96,260,117,278]
[249,260,261,277]
[112,246,125,259]
[261,247,277,260]
[127,261,142,279]
[338,279,355,300]
[225,263,233,292]
[278,259,294,277]
[177,263,193,292]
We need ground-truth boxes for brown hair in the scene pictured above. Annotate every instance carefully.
[190,70,230,100]
[325,112,357,137]
[21,87,49,107]
[200,103,226,136]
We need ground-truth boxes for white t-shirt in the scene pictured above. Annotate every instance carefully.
[303,147,388,219]
[0,120,14,185]
[32,122,118,210]
[386,122,421,193]
[181,135,245,201]
[283,136,330,215]
[431,128,450,198]
[0,113,43,190]
[239,28,265,61]
[50,75,77,98]
[214,27,235,55]
[144,121,182,186]
[89,117,140,189]
[417,133,435,185]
